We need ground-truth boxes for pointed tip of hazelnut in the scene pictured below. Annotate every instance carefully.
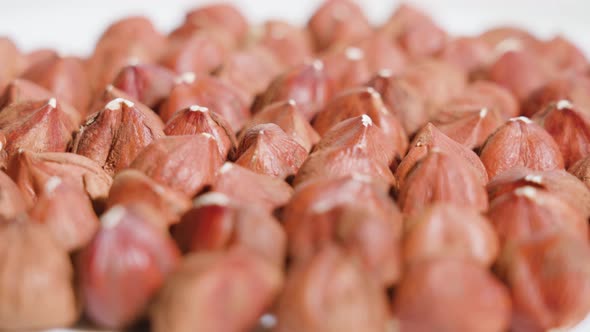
[479,108,488,118]
[106,84,114,92]
[345,47,364,61]
[219,162,234,174]
[287,99,297,106]
[514,186,538,199]
[259,314,277,329]
[361,114,373,127]
[193,192,232,207]
[509,116,532,124]
[493,38,523,58]
[311,59,324,71]
[48,98,57,108]
[44,176,62,194]
[556,99,573,110]
[101,205,126,229]
[175,72,196,85]
[524,174,544,184]
[105,97,135,110]
[377,68,393,77]
[127,57,141,66]
[189,105,209,113]
[200,132,215,140]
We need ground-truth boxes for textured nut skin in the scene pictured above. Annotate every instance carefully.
[150,247,283,332]
[0,78,57,110]
[184,3,249,45]
[258,20,314,67]
[160,32,228,75]
[29,176,99,252]
[522,74,590,117]
[130,134,223,197]
[440,81,519,120]
[274,246,391,332]
[320,46,371,94]
[434,106,504,150]
[479,117,565,179]
[235,123,307,179]
[164,104,236,159]
[496,232,590,332]
[0,220,78,330]
[537,36,589,73]
[569,155,590,190]
[106,170,191,226]
[159,74,249,130]
[487,186,588,244]
[393,259,511,332]
[0,170,26,219]
[398,150,489,215]
[173,192,286,266]
[71,97,165,175]
[403,203,499,267]
[532,100,590,167]
[354,32,407,75]
[439,37,493,73]
[24,48,58,71]
[78,205,181,329]
[112,64,176,109]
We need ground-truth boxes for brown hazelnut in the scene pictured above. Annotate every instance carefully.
[522,74,590,117]
[496,232,590,331]
[23,48,58,70]
[184,3,249,45]
[398,150,489,215]
[106,169,191,226]
[307,0,372,51]
[0,78,57,110]
[150,247,283,332]
[569,155,590,190]
[159,73,249,130]
[532,100,590,167]
[396,123,488,188]
[274,246,391,332]
[212,162,293,213]
[159,32,228,75]
[434,106,504,150]
[487,186,587,243]
[71,97,165,175]
[393,259,511,332]
[0,219,78,330]
[479,116,565,179]
[78,205,181,328]
[403,203,499,267]
[241,100,320,152]
[111,64,176,109]
[235,123,307,179]
[130,134,223,197]
[320,46,371,93]
[0,37,24,91]
[258,20,314,68]
[0,169,26,219]
[440,80,520,120]
[164,104,236,159]
[439,37,493,73]
[353,32,408,75]
[173,192,286,266]
[536,35,588,74]
[479,26,541,51]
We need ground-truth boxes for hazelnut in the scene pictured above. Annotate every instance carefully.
[434,106,504,150]
[393,259,511,332]
[173,192,286,266]
[274,246,391,332]
[353,32,407,75]
[487,186,587,243]
[320,46,371,93]
[536,35,588,73]
[0,169,26,219]
[235,123,307,179]
[0,219,78,330]
[150,247,283,332]
[70,97,165,175]
[0,38,24,91]
[159,32,228,75]
[403,203,499,267]
[532,100,590,167]
[112,63,176,109]
[212,162,293,213]
[522,74,590,117]
[130,134,223,197]
[398,150,489,215]
[241,100,320,152]
[569,155,590,190]
[184,3,249,45]
[258,20,314,68]
[479,116,565,179]
[307,0,372,51]
[440,80,519,120]
[23,48,58,70]
[159,73,249,130]
[0,78,57,109]
[479,26,541,51]
[496,232,590,331]
[164,104,236,159]
[439,37,493,73]
[78,205,181,328]
[106,169,191,226]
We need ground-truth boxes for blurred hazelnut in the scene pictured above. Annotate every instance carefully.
[536,35,588,74]
[78,205,180,328]
[112,64,176,109]
[0,78,57,109]
[440,80,519,120]
[569,155,590,190]
[479,116,564,179]
[439,37,493,73]
[0,169,26,219]
[353,32,408,75]
[320,46,371,93]
[434,106,504,150]
[23,48,58,70]
[258,20,314,67]
[0,37,24,91]
[522,74,590,117]
[160,32,228,75]
[479,26,541,51]
[184,3,249,45]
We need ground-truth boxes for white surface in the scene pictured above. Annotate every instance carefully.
[1,1,589,331]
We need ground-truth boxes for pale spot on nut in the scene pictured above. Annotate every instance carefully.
[193,192,231,207]
[17,148,24,154]
[361,114,373,127]
[44,176,62,194]
[175,72,196,85]
[200,133,215,140]
[48,97,57,108]
[259,129,265,135]
[106,84,114,92]
[105,98,135,111]
[101,205,127,229]
[510,116,533,124]
[311,59,324,71]
[259,314,277,329]
[493,38,523,59]
[127,57,141,66]
[0,141,3,151]
[351,172,374,183]
[431,147,442,153]
[378,68,393,77]
[345,47,364,61]
[287,99,297,106]
[219,162,234,174]
[331,3,351,20]
[479,108,488,118]
[524,174,544,184]
[514,186,538,199]
[556,99,573,110]
[189,105,209,112]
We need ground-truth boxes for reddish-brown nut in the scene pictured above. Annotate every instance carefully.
[398,150,489,215]
[29,176,98,252]
[522,74,590,117]
[130,134,223,197]
[85,84,138,116]
[434,106,504,150]
[160,32,228,75]
[164,104,236,159]
[536,36,588,74]
[486,167,590,219]
[440,80,520,120]
[235,123,307,179]
[258,20,314,67]
[78,205,181,329]
[496,232,590,332]
[20,56,91,113]
[23,48,58,70]
[274,246,391,332]
[313,87,409,159]
[150,247,283,332]
[0,219,78,330]
[111,64,176,109]
[212,162,293,213]
[320,46,371,93]
[403,203,499,267]
[439,37,493,73]
[159,73,249,130]
[0,78,57,110]
[393,259,511,332]
[479,117,565,179]
[173,192,286,266]
[396,123,488,187]
[307,0,372,51]
[532,100,590,167]
[479,26,541,51]
[353,32,408,75]
[7,150,112,206]
[569,155,590,190]
[71,97,165,175]
[241,100,320,152]
[184,3,249,45]
[106,169,191,226]
[0,37,24,91]
[0,170,26,219]
[253,60,333,121]
[487,186,587,244]
[294,115,397,189]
